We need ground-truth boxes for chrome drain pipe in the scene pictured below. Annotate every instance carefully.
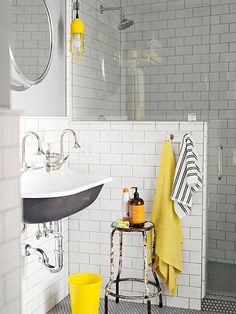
[24,220,63,273]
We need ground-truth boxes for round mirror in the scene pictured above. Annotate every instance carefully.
[10,0,54,91]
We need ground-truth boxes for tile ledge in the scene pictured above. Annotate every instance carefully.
[21,115,69,119]
[0,108,22,116]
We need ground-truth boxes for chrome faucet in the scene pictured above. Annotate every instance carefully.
[45,129,80,172]
[60,129,80,163]
[21,132,44,172]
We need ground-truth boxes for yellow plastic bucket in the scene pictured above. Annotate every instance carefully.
[68,273,102,314]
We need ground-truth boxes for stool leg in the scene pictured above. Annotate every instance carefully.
[143,230,152,314]
[159,293,163,308]
[105,295,108,314]
[105,229,115,314]
[115,277,119,304]
[152,270,163,307]
[142,231,150,297]
[116,231,123,303]
[151,227,163,308]
[109,229,116,283]
[147,300,151,314]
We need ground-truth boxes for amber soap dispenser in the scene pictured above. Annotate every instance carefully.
[128,187,145,227]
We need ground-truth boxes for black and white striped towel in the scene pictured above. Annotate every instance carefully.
[171,133,203,219]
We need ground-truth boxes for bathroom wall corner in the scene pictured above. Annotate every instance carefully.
[0,110,21,314]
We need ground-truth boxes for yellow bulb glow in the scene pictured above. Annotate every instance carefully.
[70,18,84,60]
[70,33,84,60]
[72,34,81,49]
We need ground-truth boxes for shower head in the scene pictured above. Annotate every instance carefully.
[118,18,134,30]
[118,7,134,30]
[100,5,134,31]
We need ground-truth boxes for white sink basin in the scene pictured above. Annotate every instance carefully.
[21,167,112,224]
[21,167,112,198]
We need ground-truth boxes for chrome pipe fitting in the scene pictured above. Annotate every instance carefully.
[25,220,63,273]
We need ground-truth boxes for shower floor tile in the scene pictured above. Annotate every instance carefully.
[207,262,236,297]
[48,296,218,314]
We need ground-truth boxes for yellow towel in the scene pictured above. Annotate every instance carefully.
[148,141,182,296]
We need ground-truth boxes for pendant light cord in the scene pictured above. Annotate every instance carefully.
[75,0,79,18]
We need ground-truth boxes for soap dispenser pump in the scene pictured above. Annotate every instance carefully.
[128,187,145,228]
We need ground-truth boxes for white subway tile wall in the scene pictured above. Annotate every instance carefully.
[207,119,236,264]
[120,0,236,120]
[67,121,207,310]
[119,0,210,120]
[20,117,70,314]
[70,0,121,120]
[70,0,236,265]
[69,0,236,265]
[0,111,21,314]
[119,0,236,264]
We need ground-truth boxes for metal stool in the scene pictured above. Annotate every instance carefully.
[105,221,163,314]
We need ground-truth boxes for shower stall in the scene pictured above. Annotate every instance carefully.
[207,118,236,297]
[119,1,236,299]
[73,0,236,301]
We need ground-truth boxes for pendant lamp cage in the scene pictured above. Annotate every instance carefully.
[70,0,84,60]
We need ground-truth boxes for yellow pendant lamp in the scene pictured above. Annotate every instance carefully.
[70,0,84,60]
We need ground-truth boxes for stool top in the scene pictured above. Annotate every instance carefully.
[111,221,154,232]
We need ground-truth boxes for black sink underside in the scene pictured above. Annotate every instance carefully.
[23,184,103,224]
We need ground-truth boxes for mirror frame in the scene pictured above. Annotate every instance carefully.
[10,0,54,91]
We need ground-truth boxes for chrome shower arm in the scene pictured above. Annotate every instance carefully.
[100,5,124,16]
[100,5,133,30]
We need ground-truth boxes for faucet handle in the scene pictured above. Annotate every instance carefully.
[63,154,69,163]
[73,142,80,149]
[37,147,45,155]
[21,162,30,173]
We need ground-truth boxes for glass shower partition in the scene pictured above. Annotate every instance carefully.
[207,117,236,296]
[205,1,236,297]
